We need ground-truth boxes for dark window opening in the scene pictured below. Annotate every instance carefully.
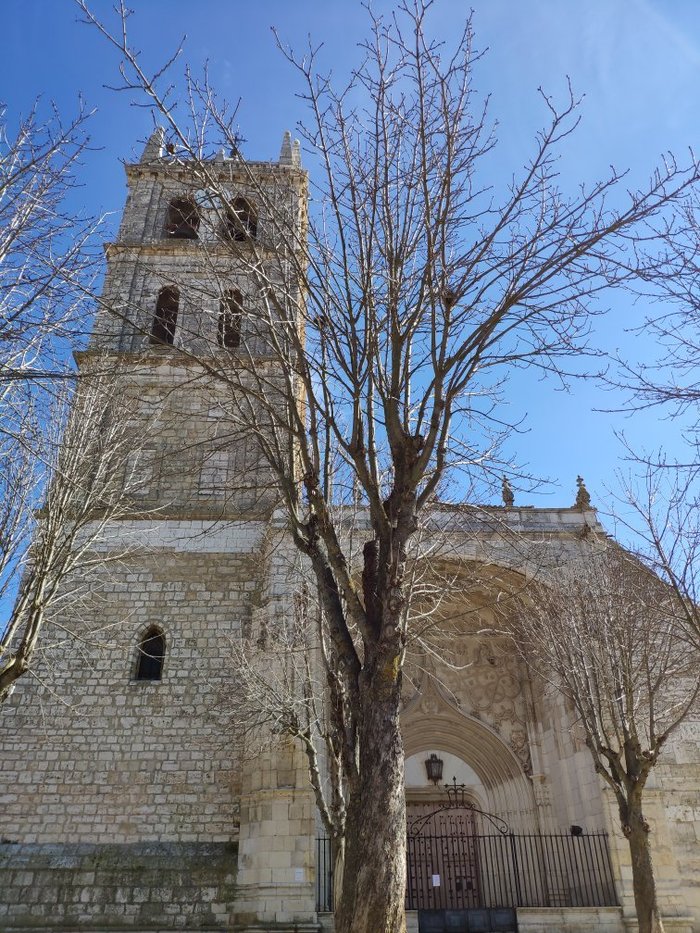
[218,289,243,348]
[135,627,166,681]
[150,286,179,345]
[224,197,257,241]
[165,197,199,239]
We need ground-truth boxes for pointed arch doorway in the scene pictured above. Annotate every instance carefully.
[401,702,525,933]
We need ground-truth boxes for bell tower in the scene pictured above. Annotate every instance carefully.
[84,128,307,519]
[0,130,318,932]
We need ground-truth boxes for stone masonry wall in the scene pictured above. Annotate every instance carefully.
[0,519,265,928]
[650,723,700,925]
[0,533,264,844]
[0,147,311,928]
[0,841,237,931]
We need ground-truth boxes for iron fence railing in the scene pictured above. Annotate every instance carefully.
[315,832,617,913]
[316,835,335,914]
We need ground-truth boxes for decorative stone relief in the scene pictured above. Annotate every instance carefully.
[430,637,532,775]
[532,774,552,809]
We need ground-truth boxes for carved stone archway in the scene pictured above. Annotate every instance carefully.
[401,679,538,832]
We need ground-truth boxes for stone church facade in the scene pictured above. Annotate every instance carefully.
[0,134,699,933]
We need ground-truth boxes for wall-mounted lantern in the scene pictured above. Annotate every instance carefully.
[424,753,444,785]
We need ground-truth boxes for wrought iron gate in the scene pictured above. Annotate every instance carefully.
[404,829,617,910]
[316,781,617,914]
[406,804,482,909]
[315,830,617,913]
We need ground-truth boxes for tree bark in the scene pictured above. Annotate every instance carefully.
[622,796,665,933]
[0,656,28,703]
[334,657,407,933]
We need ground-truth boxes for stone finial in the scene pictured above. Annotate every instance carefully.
[574,475,592,510]
[292,138,302,168]
[279,130,293,166]
[501,477,514,507]
[140,127,165,163]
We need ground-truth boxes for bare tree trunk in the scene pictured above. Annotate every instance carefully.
[332,838,345,913]
[622,797,665,933]
[335,662,407,933]
[0,658,29,704]
[0,663,24,703]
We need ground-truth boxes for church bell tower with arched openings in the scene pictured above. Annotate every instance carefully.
[88,127,307,521]
[0,131,321,931]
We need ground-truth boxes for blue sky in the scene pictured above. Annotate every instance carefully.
[3,0,700,512]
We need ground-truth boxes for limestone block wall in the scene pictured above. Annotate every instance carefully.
[651,722,700,926]
[0,124,309,918]
[96,248,297,356]
[0,531,263,844]
[536,691,605,833]
[231,527,320,926]
[117,160,305,251]
[0,516,270,929]
[235,746,319,927]
[74,362,278,519]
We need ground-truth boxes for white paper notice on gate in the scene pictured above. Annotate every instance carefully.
[431,874,441,887]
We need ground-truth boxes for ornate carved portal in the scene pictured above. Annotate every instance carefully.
[402,675,539,832]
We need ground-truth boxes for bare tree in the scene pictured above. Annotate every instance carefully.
[0,370,156,703]
[619,465,700,644]
[613,458,700,659]
[498,542,700,933]
[605,157,700,468]
[0,100,97,390]
[0,91,155,702]
[75,2,700,930]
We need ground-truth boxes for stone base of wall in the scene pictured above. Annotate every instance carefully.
[236,926,319,932]
[0,841,238,931]
[323,907,622,932]
[319,913,416,933]
[231,878,318,929]
[623,920,695,933]
[237,926,320,932]
[517,907,624,932]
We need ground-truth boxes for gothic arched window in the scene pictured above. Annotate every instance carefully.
[165,197,199,239]
[218,289,242,348]
[150,286,179,345]
[224,197,257,241]
[135,627,166,681]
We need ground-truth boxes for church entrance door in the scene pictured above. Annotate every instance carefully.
[406,800,518,931]
[406,801,481,910]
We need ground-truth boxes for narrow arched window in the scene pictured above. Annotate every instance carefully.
[218,289,242,348]
[165,197,199,239]
[150,286,179,345]
[224,197,257,241]
[135,627,166,681]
